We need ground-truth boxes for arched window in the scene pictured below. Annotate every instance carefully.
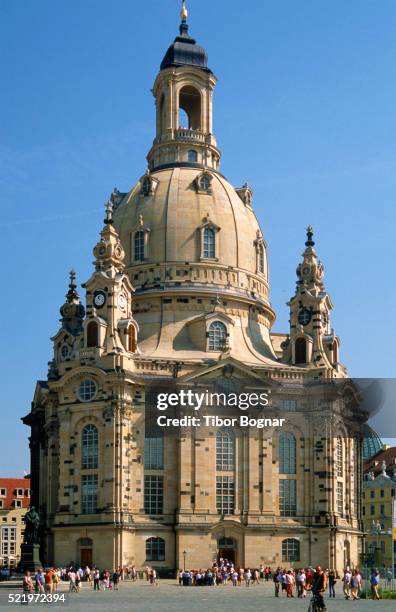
[128,325,137,352]
[203,227,215,258]
[208,321,227,351]
[82,425,98,469]
[258,243,265,274]
[146,537,165,561]
[282,538,300,562]
[188,149,198,162]
[86,321,98,348]
[216,429,235,471]
[279,433,296,474]
[295,338,307,364]
[199,174,211,192]
[179,85,201,130]
[134,230,145,262]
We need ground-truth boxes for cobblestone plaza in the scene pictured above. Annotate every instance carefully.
[1,581,395,612]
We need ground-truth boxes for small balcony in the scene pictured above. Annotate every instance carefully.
[79,347,101,360]
[174,127,205,142]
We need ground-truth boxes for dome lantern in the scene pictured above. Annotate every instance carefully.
[148,3,220,173]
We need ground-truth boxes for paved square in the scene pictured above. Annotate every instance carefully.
[2,580,395,611]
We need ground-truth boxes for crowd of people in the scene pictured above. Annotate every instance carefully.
[178,559,385,605]
[22,564,152,595]
[20,559,386,604]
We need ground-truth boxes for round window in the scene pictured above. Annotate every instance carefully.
[78,379,97,402]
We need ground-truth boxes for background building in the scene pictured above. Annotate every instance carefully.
[23,5,364,573]
[0,477,31,568]
[362,446,396,570]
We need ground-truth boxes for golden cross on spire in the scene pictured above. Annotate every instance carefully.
[181,0,188,23]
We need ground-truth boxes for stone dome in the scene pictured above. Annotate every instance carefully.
[113,166,271,314]
[108,14,279,364]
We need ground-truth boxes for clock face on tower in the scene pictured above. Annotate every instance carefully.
[298,308,312,326]
[93,291,106,308]
[118,293,127,311]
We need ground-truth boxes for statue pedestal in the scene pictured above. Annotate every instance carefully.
[18,544,42,572]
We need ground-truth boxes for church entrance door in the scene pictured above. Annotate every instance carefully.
[80,548,92,567]
[217,537,237,566]
[218,548,236,565]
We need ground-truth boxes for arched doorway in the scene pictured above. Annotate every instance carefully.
[78,537,93,567]
[295,337,307,364]
[178,85,202,130]
[217,537,237,565]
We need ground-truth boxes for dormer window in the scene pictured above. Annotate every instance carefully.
[236,183,253,207]
[132,217,150,263]
[254,232,267,276]
[134,230,145,261]
[198,215,220,260]
[141,173,158,197]
[258,243,265,273]
[195,171,213,194]
[203,227,215,258]
[200,174,211,191]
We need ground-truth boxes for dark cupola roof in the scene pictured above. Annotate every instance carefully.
[160,2,211,73]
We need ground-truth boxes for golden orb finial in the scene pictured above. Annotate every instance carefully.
[181,0,188,23]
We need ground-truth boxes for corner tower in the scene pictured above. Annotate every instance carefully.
[282,227,344,376]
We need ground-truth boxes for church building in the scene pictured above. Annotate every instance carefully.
[23,3,364,572]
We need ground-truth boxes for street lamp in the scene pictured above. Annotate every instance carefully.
[183,550,187,571]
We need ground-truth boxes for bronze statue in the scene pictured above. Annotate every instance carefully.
[23,506,40,545]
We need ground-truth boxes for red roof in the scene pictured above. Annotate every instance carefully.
[364,446,396,476]
[0,478,31,510]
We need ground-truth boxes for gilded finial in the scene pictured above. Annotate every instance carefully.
[179,0,189,35]
[305,225,315,247]
[181,0,188,23]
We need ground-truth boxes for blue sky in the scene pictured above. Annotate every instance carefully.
[1,1,395,476]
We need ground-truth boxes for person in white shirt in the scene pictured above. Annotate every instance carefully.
[244,568,252,587]
[343,568,352,599]
[68,570,77,593]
